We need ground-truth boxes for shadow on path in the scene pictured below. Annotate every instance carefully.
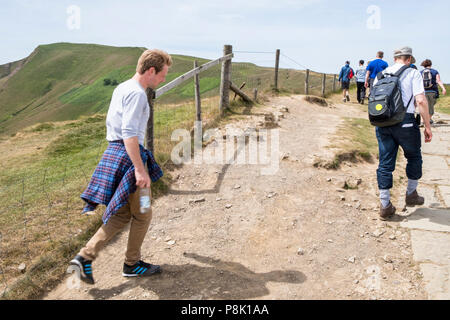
[391,207,450,228]
[167,132,249,196]
[88,253,306,300]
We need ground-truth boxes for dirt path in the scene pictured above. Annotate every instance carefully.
[44,95,428,300]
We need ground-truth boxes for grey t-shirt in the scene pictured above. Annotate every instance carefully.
[106,79,149,146]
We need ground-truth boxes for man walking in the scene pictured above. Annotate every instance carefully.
[355,60,367,104]
[374,47,432,220]
[365,51,388,89]
[70,49,172,284]
[420,59,447,124]
[338,61,354,102]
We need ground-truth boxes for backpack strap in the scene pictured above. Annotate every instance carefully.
[395,65,414,111]
[394,64,411,77]
[376,71,385,80]
[405,94,414,110]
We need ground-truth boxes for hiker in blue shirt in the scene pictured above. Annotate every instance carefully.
[365,51,389,89]
[338,61,354,102]
[355,60,367,104]
[420,59,447,124]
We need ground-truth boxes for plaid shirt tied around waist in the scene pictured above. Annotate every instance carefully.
[81,140,163,224]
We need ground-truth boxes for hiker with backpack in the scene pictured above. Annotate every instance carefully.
[420,59,447,124]
[355,60,367,104]
[368,46,432,220]
[338,61,354,102]
[365,51,388,90]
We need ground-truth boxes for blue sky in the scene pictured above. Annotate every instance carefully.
[1,0,449,79]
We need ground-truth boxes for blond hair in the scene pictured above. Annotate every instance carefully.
[136,49,172,74]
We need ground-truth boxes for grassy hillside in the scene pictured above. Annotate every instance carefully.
[0,58,26,79]
[435,84,450,115]
[0,43,147,134]
[0,43,334,136]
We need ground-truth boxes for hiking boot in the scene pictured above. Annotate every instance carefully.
[342,98,346,103]
[346,95,350,102]
[69,255,94,284]
[379,202,396,220]
[123,260,161,277]
[405,190,425,207]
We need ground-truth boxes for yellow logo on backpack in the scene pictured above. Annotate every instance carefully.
[375,104,383,111]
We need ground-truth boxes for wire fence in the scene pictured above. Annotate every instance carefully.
[0,46,343,298]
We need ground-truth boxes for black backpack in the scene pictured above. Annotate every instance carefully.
[422,69,433,89]
[368,65,414,127]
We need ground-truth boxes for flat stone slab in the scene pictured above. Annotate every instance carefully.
[400,208,450,232]
[421,155,450,185]
[439,186,450,208]
[410,229,450,265]
[419,263,450,299]
[419,186,441,208]
[397,186,441,209]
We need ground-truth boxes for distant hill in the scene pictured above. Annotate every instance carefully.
[0,42,321,136]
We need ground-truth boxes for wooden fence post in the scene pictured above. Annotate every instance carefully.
[305,69,310,95]
[322,73,326,97]
[253,88,258,101]
[145,88,155,153]
[219,45,233,116]
[333,74,336,92]
[274,49,280,90]
[194,60,201,122]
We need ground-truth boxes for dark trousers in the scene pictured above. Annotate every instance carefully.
[375,113,422,190]
[356,82,366,103]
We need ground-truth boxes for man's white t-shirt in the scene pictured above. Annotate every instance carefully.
[373,63,425,114]
[106,79,149,146]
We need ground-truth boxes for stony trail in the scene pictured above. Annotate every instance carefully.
[44,95,450,300]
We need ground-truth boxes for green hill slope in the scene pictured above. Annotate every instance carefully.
[0,43,149,134]
[0,42,330,136]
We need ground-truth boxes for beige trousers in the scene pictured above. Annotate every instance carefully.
[425,92,437,117]
[79,187,153,266]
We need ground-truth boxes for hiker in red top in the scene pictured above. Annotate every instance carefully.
[338,61,354,103]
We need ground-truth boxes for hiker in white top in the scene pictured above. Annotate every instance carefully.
[355,60,367,104]
[373,46,432,220]
[71,49,172,285]
[106,78,150,146]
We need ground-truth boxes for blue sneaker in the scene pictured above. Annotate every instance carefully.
[122,260,161,277]
[69,255,94,284]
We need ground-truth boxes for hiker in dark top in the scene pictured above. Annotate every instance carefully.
[420,59,447,124]
[338,61,354,102]
[365,51,388,89]
[355,60,367,104]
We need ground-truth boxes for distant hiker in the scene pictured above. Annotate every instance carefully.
[372,46,432,220]
[355,60,367,104]
[70,49,172,284]
[365,51,388,89]
[338,61,354,102]
[420,59,447,124]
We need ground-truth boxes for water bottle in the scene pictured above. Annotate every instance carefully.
[139,187,151,214]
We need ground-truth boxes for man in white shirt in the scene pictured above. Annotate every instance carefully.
[373,47,432,220]
[71,49,172,284]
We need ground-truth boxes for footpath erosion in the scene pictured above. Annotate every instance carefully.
[45,95,449,300]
